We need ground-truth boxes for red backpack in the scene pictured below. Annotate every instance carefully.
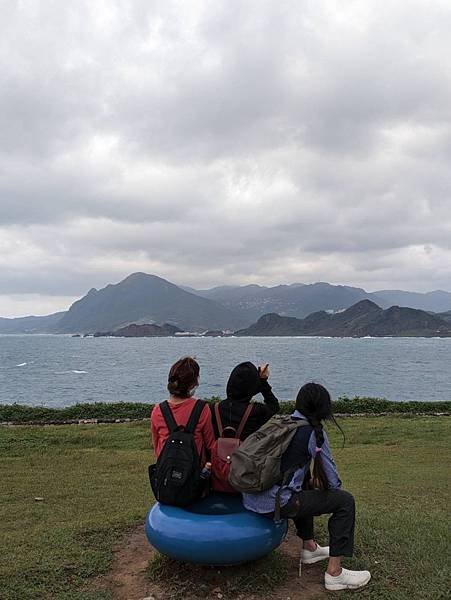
[211,403,254,493]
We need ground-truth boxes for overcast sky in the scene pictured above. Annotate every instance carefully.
[1,1,450,317]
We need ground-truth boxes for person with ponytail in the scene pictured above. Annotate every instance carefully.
[242,382,371,592]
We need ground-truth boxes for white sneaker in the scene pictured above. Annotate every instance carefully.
[301,544,330,564]
[325,568,371,591]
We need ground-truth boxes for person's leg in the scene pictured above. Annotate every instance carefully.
[327,490,355,559]
[294,516,315,547]
[281,492,316,549]
[298,468,316,550]
[282,489,370,590]
[284,489,355,557]
[327,556,342,576]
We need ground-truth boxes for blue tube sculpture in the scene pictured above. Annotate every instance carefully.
[145,494,288,566]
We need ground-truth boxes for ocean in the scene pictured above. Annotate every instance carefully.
[0,334,450,407]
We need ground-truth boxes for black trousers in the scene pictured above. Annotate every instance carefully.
[279,489,355,557]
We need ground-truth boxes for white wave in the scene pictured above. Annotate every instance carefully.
[16,362,27,367]
[71,370,87,374]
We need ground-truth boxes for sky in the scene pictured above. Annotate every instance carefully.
[1,0,450,317]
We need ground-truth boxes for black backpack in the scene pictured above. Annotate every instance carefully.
[149,400,206,506]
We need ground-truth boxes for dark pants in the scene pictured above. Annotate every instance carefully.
[279,489,355,557]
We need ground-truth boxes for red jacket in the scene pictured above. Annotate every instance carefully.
[151,397,216,459]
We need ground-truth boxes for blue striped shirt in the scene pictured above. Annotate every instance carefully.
[242,411,342,514]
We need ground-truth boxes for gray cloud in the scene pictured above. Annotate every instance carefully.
[0,0,450,316]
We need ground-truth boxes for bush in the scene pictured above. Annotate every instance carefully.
[0,401,152,423]
[279,396,451,415]
[0,396,449,424]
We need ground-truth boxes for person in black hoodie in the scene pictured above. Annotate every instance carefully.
[211,361,280,440]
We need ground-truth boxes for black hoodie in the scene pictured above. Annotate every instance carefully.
[211,362,280,440]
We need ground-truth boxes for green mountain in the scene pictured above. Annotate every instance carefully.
[193,283,451,319]
[2,275,450,334]
[195,282,371,320]
[373,289,451,313]
[437,310,451,324]
[235,300,451,337]
[56,273,246,333]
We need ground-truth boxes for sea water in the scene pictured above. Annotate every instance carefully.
[0,334,450,407]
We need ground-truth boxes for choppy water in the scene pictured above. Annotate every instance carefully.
[0,335,450,407]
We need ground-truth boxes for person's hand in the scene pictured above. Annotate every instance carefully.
[258,363,270,379]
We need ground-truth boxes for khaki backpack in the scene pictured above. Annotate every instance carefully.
[228,414,310,494]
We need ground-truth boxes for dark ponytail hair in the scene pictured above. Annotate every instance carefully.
[167,357,200,399]
[295,382,343,491]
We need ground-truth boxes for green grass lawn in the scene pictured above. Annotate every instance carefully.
[1,417,450,600]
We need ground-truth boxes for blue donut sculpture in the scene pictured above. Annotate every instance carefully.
[145,494,287,566]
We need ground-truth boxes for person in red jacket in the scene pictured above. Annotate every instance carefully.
[151,356,215,462]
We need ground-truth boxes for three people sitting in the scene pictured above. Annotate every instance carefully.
[150,356,371,592]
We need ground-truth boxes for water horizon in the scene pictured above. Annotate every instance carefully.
[1,334,450,407]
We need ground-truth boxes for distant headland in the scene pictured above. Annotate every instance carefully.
[1,272,451,337]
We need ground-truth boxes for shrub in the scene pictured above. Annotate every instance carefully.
[1,396,449,424]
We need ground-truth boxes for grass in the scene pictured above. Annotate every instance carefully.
[1,396,450,423]
[1,416,450,599]
[0,422,151,600]
[324,417,450,599]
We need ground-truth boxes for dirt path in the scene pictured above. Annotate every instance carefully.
[102,526,155,600]
[274,532,327,600]
[101,525,327,600]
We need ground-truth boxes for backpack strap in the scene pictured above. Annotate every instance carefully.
[159,401,178,433]
[214,402,224,437]
[185,400,207,434]
[275,464,301,521]
[235,403,254,439]
[274,419,310,522]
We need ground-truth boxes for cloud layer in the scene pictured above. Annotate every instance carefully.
[1,0,450,316]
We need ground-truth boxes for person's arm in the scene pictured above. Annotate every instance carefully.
[259,379,280,415]
[258,363,279,415]
[210,402,220,438]
[150,408,160,454]
[201,405,217,453]
[307,430,342,489]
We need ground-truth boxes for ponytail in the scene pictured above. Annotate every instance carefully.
[309,418,329,491]
[295,382,345,491]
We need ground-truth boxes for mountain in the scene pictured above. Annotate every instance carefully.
[56,273,246,333]
[235,300,451,337]
[93,322,182,337]
[437,310,451,324]
[194,282,373,320]
[373,290,451,313]
[0,312,66,334]
[3,275,451,334]
[191,282,451,319]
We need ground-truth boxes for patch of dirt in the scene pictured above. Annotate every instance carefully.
[102,526,156,600]
[273,527,327,600]
[101,524,327,600]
